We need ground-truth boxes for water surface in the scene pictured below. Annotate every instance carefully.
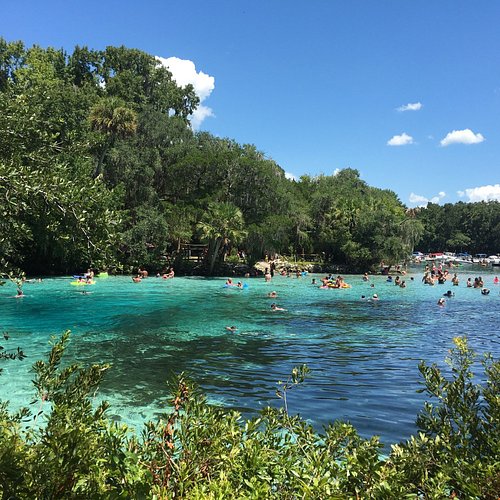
[1,267,499,447]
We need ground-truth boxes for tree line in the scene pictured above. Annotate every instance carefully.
[1,38,498,276]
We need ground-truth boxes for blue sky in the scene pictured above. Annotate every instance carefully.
[3,0,500,206]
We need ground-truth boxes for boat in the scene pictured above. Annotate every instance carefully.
[489,255,500,266]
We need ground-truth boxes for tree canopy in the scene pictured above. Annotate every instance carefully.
[1,37,498,276]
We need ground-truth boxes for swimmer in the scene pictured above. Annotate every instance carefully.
[494,276,499,285]
[225,326,238,332]
[132,275,142,283]
[437,298,446,306]
[271,303,286,311]
[481,288,490,295]
[311,278,317,285]
[372,293,379,301]
[15,289,24,298]
[443,290,454,297]
[268,291,278,298]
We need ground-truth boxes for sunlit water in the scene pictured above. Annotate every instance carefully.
[1,267,499,447]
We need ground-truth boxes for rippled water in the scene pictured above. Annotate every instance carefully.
[1,267,499,447]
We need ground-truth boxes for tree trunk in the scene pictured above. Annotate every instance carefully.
[209,238,222,275]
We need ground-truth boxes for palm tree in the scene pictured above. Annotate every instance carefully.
[197,202,247,274]
[89,97,137,177]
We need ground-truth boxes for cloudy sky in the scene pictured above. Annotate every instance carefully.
[3,0,500,206]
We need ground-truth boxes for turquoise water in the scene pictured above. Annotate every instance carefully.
[1,268,499,447]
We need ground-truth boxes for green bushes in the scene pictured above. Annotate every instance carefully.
[0,334,498,498]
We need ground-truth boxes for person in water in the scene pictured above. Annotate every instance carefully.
[437,297,446,306]
[225,326,238,332]
[268,291,277,298]
[443,290,454,297]
[271,303,286,311]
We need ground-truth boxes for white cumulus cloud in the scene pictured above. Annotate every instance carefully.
[387,133,414,146]
[397,102,422,112]
[457,184,500,202]
[440,129,485,146]
[156,56,215,130]
[409,191,446,207]
[285,172,297,181]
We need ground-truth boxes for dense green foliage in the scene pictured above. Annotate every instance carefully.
[1,37,499,278]
[414,202,500,255]
[0,334,498,498]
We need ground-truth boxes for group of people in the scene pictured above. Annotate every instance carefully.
[386,275,408,288]
[428,271,498,305]
[319,275,350,289]
[225,278,245,289]
[133,267,174,283]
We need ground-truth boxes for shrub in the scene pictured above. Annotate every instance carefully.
[0,334,498,498]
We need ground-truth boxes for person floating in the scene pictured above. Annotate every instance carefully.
[271,303,286,311]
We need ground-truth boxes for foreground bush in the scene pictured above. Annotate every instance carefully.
[0,333,498,498]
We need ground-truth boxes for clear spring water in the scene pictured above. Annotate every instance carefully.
[1,267,499,447]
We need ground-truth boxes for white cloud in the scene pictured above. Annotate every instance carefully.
[409,193,428,205]
[332,168,340,176]
[190,105,214,130]
[285,172,297,181]
[397,102,422,112]
[440,129,485,146]
[387,133,414,146]
[409,191,446,207]
[457,184,500,202]
[156,56,215,130]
